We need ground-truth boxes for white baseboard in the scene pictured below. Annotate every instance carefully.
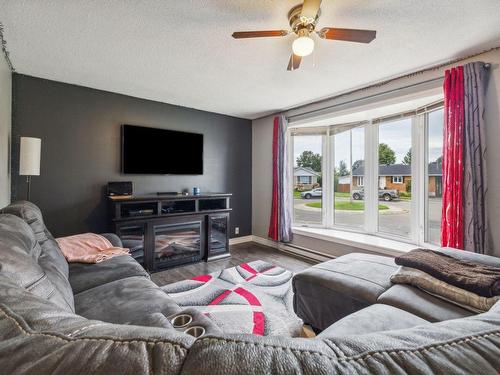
[278,243,332,263]
[250,235,331,263]
[228,235,254,245]
[229,235,332,263]
[250,235,279,248]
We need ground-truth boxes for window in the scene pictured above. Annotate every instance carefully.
[378,118,412,238]
[425,108,444,245]
[292,133,324,227]
[332,124,365,229]
[290,100,443,247]
[298,176,312,184]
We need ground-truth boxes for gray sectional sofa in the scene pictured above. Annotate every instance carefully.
[0,201,499,374]
[292,250,499,332]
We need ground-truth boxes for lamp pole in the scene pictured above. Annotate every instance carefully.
[26,175,31,201]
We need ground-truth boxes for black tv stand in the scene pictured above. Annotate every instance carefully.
[108,193,231,272]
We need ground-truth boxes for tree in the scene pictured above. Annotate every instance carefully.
[338,160,349,176]
[352,159,364,172]
[402,148,412,165]
[296,151,322,172]
[378,143,396,165]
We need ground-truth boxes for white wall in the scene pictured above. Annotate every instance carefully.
[252,116,274,239]
[0,52,12,208]
[252,48,500,257]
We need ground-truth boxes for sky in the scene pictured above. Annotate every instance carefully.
[293,108,443,169]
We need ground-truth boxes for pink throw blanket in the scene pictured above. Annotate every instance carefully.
[56,233,129,263]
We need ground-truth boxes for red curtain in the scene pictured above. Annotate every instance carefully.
[441,66,464,249]
[268,117,279,241]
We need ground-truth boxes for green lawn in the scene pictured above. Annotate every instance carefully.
[334,192,351,198]
[306,201,389,211]
[398,192,412,200]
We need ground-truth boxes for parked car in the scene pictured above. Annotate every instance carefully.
[300,188,322,199]
[352,188,399,201]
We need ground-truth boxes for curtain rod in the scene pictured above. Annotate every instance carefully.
[288,76,444,123]
[256,46,498,122]
[287,59,493,123]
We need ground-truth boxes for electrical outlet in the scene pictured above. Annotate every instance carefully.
[235,227,239,235]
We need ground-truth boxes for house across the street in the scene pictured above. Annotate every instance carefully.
[294,167,320,190]
[337,162,442,196]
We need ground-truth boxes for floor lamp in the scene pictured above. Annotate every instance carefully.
[19,137,41,201]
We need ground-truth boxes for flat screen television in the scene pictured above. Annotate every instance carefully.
[121,124,203,174]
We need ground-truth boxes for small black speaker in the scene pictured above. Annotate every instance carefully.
[107,181,133,196]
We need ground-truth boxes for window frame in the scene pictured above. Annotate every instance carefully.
[289,101,443,247]
[391,176,403,184]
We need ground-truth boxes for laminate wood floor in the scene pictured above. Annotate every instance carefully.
[151,241,316,286]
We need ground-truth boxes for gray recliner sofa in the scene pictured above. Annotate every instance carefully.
[0,201,499,374]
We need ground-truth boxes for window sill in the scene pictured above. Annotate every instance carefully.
[292,227,420,256]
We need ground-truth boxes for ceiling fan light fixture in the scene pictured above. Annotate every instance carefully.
[292,34,314,57]
[232,1,377,70]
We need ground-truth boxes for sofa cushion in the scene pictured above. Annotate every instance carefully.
[318,304,430,337]
[378,284,474,322]
[293,253,398,330]
[0,214,74,312]
[1,201,74,312]
[74,276,181,324]
[69,254,150,294]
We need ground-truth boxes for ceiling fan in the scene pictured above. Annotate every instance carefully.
[232,0,376,71]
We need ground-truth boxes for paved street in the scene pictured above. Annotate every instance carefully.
[294,197,442,241]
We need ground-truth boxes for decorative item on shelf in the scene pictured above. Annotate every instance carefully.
[193,187,201,196]
[19,137,41,201]
[157,191,178,196]
[107,181,133,198]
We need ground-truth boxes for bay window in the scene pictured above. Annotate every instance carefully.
[290,100,444,247]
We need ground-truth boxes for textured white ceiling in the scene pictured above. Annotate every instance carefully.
[1,0,500,119]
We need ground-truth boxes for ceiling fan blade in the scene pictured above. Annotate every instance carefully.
[301,0,322,22]
[318,27,376,43]
[232,30,288,39]
[287,54,302,71]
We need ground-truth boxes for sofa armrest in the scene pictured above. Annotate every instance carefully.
[439,247,500,268]
[100,233,123,247]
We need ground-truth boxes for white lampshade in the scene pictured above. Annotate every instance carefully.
[19,137,41,176]
[292,35,314,57]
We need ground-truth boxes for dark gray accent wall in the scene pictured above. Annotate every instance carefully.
[11,74,252,237]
